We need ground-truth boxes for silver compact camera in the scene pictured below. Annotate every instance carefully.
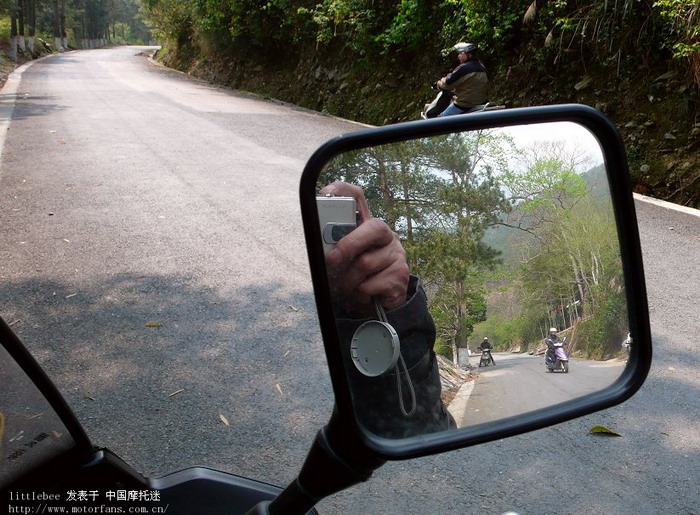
[316,195,358,255]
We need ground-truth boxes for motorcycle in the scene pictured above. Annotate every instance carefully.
[0,105,652,515]
[545,338,569,373]
[421,87,505,119]
[478,348,496,367]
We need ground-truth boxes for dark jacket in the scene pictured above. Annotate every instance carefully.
[336,276,455,439]
[545,335,562,349]
[437,58,489,109]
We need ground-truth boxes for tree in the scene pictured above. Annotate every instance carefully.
[496,141,626,357]
[320,130,514,364]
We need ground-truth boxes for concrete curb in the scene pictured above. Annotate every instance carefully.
[633,192,700,218]
[447,378,475,427]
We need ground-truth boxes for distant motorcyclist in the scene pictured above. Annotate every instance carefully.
[545,327,563,363]
[478,337,495,366]
[622,332,632,363]
[435,42,489,117]
[622,333,632,354]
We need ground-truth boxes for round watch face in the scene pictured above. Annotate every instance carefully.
[350,320,400,377]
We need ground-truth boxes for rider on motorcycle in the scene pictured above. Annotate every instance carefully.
[545,327,563,363]
[478,337,495,366]
[435,42,489,117]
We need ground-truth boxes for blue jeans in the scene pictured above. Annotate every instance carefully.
[438,103,468,117]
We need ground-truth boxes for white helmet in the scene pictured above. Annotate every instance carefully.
[454,42,477,54]
[549,327,558,333]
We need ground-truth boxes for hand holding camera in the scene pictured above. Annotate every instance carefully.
[318,182,409,316]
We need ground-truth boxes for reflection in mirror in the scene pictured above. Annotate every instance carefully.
[316,122,630,439]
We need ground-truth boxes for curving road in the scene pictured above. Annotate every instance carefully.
[452,353,624,427]
[0,47,698,514]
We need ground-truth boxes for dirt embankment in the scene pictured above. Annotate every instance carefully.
[0,56,16,89]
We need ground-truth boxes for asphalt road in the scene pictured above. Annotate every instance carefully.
[1,47,699,514]
[454,354,624,427]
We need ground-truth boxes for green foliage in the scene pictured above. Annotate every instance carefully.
[0,1,150,48]
[472,314,516,350]
[439,0,522,56]
[655,0,700,57]
[654,0,700,86]
[474,136,628,358]
[432,334,452,359]
[574,288,627,358]
[142,0,691,90]
[0,16,10,44]
[144,0,195,45]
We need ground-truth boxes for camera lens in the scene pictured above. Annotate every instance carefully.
[331,224,355,241]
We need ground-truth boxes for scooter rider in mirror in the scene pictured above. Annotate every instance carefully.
[435,42,489,117]
[320,181,456,438]
[479,337,495,365]
[545,327,563,364]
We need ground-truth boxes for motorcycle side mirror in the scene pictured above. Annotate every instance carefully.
[303,104,652,448]
[257,105,652,514]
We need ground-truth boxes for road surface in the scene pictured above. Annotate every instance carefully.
[452,353,624,427]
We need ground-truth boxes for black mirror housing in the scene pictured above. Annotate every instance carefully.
[300,104,651,460]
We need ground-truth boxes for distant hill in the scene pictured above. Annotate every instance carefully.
[483,163,610,265]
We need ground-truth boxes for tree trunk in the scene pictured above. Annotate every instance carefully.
[453,281,468,365]
[401,169,413,242]
[60,0,68,50]
[10,1,18,62]
[18,0,26,53]
[52,0,62,51]
[27,0,36,54]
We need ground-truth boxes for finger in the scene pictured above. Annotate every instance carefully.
[351,235,405,278]
[356,259,410,310]
[326,224,404,305]
[346,235,408,303]
[329,218,394,265]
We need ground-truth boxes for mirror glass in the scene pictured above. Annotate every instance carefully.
[316,122,632,439]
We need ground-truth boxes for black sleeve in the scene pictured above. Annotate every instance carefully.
[335,276,455,438]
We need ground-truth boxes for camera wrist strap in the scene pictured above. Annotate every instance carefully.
[373,298,416,417]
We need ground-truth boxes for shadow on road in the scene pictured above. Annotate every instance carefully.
[0,273,333,479]
[0,95,67,122]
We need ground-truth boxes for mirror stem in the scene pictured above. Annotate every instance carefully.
[248,408,386,514]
